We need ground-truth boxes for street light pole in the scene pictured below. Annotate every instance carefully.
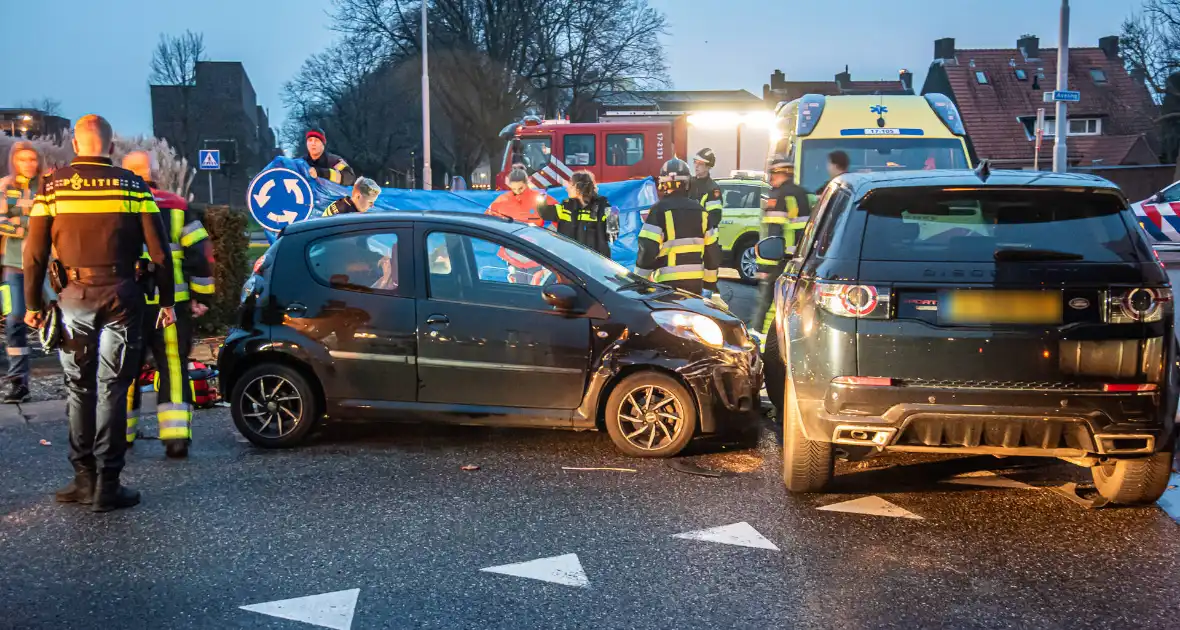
[421,0,433,190]
[1052,0,1070,173]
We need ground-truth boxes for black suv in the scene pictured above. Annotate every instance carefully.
[219,211,761,457]
[761,169,1178,504]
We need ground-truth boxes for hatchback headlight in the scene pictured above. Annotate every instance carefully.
[653,310,724,348]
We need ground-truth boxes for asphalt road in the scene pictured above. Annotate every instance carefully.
[1,280,1179,629]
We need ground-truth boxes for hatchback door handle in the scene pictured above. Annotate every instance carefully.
[286,302,307,315]
[425,314,450,326]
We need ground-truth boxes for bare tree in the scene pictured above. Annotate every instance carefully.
[1122,1,1180,165]
[18,98,63,116]
[150,30,206,86]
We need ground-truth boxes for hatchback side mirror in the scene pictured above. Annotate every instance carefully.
[543,283,579,310]
[1151,192,1164,204]
[755,236,787,263]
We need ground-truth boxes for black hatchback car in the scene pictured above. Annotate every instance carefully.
[761,168,1178,504]
[219,211,761,457]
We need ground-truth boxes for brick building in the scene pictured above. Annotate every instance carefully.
[920,35,1160,169]
[762,67,915,104]
[151,61,278,206]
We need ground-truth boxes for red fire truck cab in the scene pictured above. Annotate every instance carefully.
[496,116,687,190]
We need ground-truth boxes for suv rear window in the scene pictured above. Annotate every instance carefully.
[859,189,1140,263]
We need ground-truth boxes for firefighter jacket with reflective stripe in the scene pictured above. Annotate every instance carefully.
[688,176,724,288]
[302,152,356,186]
[0,174,39,269]
[635,193,721,295]
[25,157,174,311]
[142,185,214,304]
[541,194,611,257]
[758,181,811,276]
[323,196,359,217]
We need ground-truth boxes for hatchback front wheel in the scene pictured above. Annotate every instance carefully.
[231,363,321,448]
[605,372,698,457]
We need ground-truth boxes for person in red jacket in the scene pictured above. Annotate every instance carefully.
[485,166,555,285]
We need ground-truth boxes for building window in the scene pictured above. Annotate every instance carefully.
[563,134,596,166]
[1023,117,1102,138]
[1015,69,1028,81]
[1090,68,1108,84]
[606,133,644,166]
[975,71,989,85]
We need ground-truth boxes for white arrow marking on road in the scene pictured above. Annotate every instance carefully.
[817,496,923,520]
[252,179,275,208]
[942,470,1033,490]
[672,522,779,550]
[1159,473,1180,524]
[239,588,359,629]
[480,553,589,587]
[284,178,305,205]
[267,210,298,224]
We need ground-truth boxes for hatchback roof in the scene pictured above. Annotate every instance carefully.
[281,210,521,236]
[834,168,1123,198]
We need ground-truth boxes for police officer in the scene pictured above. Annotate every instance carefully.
[687,148,725,303]
[635,158,721,296]
[25,115,175,512]
[323,178,381,217]
[750,155,811,336]
[302,129,356,186]
[121,151,215,458]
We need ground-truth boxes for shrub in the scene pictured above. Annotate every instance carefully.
[196,205,250,336]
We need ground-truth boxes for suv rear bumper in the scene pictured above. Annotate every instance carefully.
[798,382,1176,458]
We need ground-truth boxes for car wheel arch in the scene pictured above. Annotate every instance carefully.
[226,351,326,416]
[594,364,700,431]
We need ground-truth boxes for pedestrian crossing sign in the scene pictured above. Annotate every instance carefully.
[199,149,221,170]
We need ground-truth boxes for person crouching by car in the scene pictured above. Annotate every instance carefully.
[323,178,382,217]
[541,171,611,257]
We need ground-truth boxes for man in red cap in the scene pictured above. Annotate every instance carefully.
[302,128,356,186]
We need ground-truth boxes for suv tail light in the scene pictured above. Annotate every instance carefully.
[815,283,891,319]
[1105,287,1171,323]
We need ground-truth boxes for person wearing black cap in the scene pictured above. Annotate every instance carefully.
[302,129,356,186]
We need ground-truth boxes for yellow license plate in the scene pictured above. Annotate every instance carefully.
[942,290,1062,324]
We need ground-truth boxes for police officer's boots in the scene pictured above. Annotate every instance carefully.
[165,439,189,459]
[54,470,96,505]
[91,473,140,513]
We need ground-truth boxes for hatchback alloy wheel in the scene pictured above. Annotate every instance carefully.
[739,244,759,284]
[240,374,304,438]
[617,384,685,452]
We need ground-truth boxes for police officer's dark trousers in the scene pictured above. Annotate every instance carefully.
[126,301,193,445]
[752,262,785,335]
[58,276,143,488]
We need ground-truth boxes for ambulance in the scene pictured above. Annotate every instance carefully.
[768,93,972,195]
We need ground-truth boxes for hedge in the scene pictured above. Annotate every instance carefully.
[195,205,250,336]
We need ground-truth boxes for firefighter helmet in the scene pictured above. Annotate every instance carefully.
[767,154,793,175]
[693,148,717,168]
[658,158,692,194]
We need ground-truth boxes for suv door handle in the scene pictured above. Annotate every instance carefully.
[425,314,450,326]
[286,302,307,315]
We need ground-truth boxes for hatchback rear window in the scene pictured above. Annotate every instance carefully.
[859,188,1140,263]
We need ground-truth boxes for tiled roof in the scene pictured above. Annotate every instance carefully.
[1070,134,1157,166]
[599,90,763,108]
[935,46,1158,165]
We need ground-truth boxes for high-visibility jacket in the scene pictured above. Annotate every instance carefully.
[302,152,355,186]
[143,187,214,304]
[688,176,724,291]
[756,181,811,276]
[541,194,611,257]
[635,193,720,295]
[25,157,174,313]
[486,189,554,283]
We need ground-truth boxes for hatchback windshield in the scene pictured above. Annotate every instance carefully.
[800,138,969,193]
[513,225,661,293]
[859,188,1141,263]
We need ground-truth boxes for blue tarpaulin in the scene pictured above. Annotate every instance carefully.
[255,157,656,268]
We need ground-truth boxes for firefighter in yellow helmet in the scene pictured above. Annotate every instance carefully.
[121,151,215,458]
[750,155,811,336]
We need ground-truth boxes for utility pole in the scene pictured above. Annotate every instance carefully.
[1052,0,1070,173]
[421,0,433,190]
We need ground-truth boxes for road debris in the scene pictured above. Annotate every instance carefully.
[561,467,637,473]
[39,439,51,446]
[460,465,480,471]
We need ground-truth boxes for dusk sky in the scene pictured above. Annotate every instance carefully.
[3,0,1138,145]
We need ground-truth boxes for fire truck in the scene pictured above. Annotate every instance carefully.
[495,113,772,190]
